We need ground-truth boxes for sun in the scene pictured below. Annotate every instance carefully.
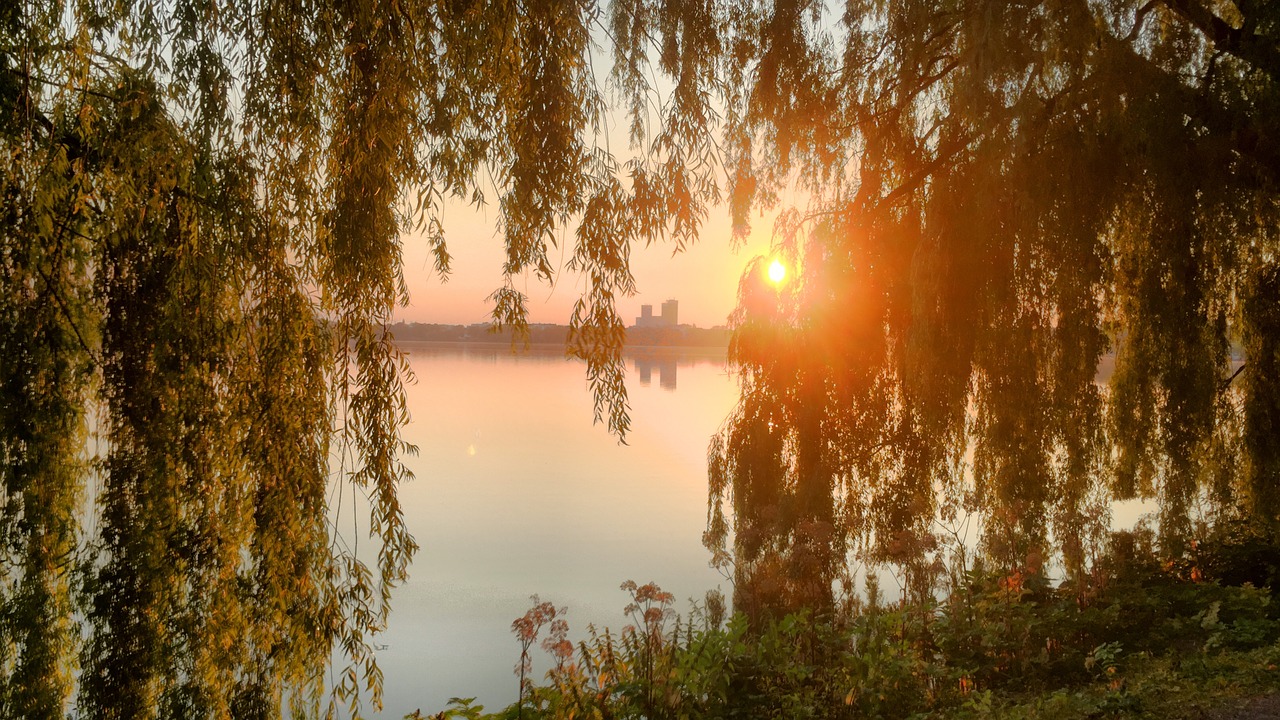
[767,258,787,285]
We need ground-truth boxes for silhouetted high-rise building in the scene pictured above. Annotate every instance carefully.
[635,300,679,328]
[660,299,678,326]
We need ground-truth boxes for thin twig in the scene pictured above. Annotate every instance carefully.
[1219,362,1246,391]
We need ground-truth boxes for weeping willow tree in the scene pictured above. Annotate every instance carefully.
[698,0,1280,616]
[4,0,1278,710]
[0,0,720,717]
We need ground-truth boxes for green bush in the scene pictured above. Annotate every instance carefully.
[419,538,1280,720]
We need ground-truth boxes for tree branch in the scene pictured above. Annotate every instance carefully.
[871,128,978,213]
[1159,0,1280,79]
[2,64,121,102]
[1104,26,1280,180]
[32,258,98,367]
[1124,0,1163,42]
[1219,362,1247,392]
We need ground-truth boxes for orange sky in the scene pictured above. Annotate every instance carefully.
[393,37,783,331]
[396,195,774,329]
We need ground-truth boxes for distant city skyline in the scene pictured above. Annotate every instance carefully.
[394,194,776,329]
[636,299,679,328]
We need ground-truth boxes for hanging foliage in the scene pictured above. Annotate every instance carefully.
[704,0,1280,616]
[0,0,720,716]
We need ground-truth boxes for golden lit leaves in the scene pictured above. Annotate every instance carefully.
[710,0,1280,621]
[7,0,1278,709]
[4,0,738,714]
[0,70,95,715]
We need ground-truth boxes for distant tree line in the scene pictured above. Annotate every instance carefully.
[389,322,729,347]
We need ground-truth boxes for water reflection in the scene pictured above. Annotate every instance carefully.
[369,342,734,717]
[634,355,678,390]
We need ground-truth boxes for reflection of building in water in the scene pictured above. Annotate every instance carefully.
[634,356,678,390]
[635,299,678,328]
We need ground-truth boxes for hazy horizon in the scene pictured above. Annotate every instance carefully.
[394,187,779,329]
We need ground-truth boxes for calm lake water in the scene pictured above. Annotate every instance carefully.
[73,340,1156,717]
[367,343,736,717]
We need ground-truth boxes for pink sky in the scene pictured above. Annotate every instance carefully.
[396,196,774,329]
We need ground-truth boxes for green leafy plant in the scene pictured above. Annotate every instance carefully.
[450,549,1280,720]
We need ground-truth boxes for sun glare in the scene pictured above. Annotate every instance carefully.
[767,258,786,285]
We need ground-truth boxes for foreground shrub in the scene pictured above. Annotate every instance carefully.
[415,560,1280,719]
